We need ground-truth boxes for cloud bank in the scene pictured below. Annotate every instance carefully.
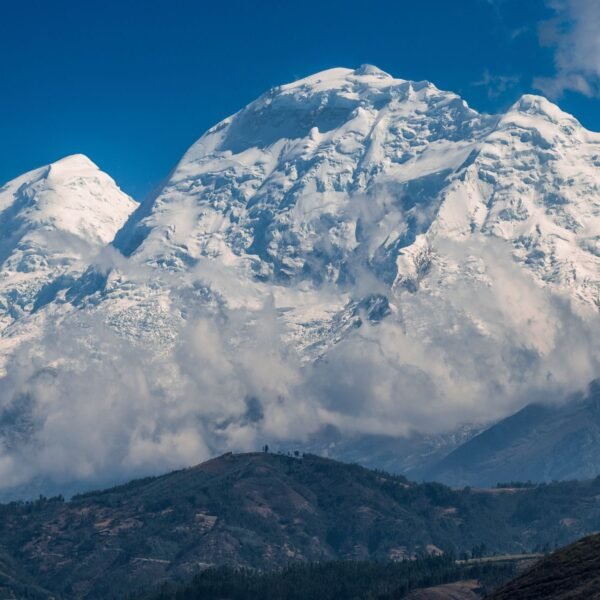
[535,0,600,98]
[0,233,597,498]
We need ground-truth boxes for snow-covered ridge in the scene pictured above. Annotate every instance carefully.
[113,65,598,308]
[2,65,598,353]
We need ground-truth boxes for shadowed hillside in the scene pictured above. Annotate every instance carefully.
[145,558,512,600]
[421,381,600,487]
[0,453,600,597]
[489,533,600,599]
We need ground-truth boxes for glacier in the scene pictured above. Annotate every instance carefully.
[0,66,598,495]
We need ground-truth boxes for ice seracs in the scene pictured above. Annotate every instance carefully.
[112,66,598,317]
[2,66,597,356]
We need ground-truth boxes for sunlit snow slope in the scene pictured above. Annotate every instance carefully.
[104,66,599,350]
[0,155,136,350]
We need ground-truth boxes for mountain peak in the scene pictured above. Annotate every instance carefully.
[0,155,137,239]
[353,64,393,78]
[120,65,598,306]
[279,65,405,94]
[1,154,104,198]
[508,93,576,123]
[47,153,98,173]
[0,155,137,331]
[43,154,105,187]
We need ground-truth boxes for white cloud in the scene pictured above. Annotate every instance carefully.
[0,233,597,498]
[473,70,520,99]
[534,0,600,98]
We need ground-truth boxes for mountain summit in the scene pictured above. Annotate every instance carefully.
[0,155,136,332]
[116,66,494,282]
[101,65,599,378]
[116,66,598,306]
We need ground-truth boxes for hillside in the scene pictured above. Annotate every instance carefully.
[419,380,600,486]
[0,453,599,597]
[0,550,53,600]
[145,559,512,600]
[489,533,600,599]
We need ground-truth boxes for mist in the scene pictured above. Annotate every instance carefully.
[0,231,597,498]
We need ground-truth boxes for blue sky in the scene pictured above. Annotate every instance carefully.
[1,0,598,198]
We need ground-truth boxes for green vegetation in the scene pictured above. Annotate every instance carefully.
[145,556,515,600]
[0,453,598,598]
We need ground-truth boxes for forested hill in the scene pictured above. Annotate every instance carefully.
[145,557,515,600]
[1,452,600,598]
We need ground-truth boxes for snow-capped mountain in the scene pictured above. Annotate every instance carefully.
[0,66,598,495]
[0,155,136,332]
[48,65,596,362]
[116,66,598,303]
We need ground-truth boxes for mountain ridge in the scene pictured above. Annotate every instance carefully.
[418,380,600,487]
[489,532,600,599]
